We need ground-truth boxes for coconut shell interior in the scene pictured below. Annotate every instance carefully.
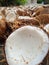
[0,5,49,65]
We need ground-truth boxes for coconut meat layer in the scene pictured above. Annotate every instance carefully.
[44,24,49,33]
[5,26,49,65]
[18,16,33,20]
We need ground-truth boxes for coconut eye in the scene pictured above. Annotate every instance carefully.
[5,26,49,65]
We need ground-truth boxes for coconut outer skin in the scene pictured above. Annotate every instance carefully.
[35,14,49,26]
[6,11,17,22]
[6,16,40,32]
[0,14,6,37]
[5,26,49,65]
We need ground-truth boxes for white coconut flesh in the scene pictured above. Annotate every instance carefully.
[44,24,49,33]
[0,15,3,19]
[18,16,33,20]
[5,26,49,65]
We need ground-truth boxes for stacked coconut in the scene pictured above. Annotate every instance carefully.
[0,5,49,65]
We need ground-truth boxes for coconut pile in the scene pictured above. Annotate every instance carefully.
[0,5,49,65]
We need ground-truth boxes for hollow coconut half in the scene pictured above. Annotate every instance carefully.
[5,26,49,65]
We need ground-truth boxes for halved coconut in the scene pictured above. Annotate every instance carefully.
[5,26,49,65]
[44,24,49,34]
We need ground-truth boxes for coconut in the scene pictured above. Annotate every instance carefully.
[5,7,18,23]
[44,24,49,34]
[5,26,49,65]
[6,11,17,22]
[0,14,6,37]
